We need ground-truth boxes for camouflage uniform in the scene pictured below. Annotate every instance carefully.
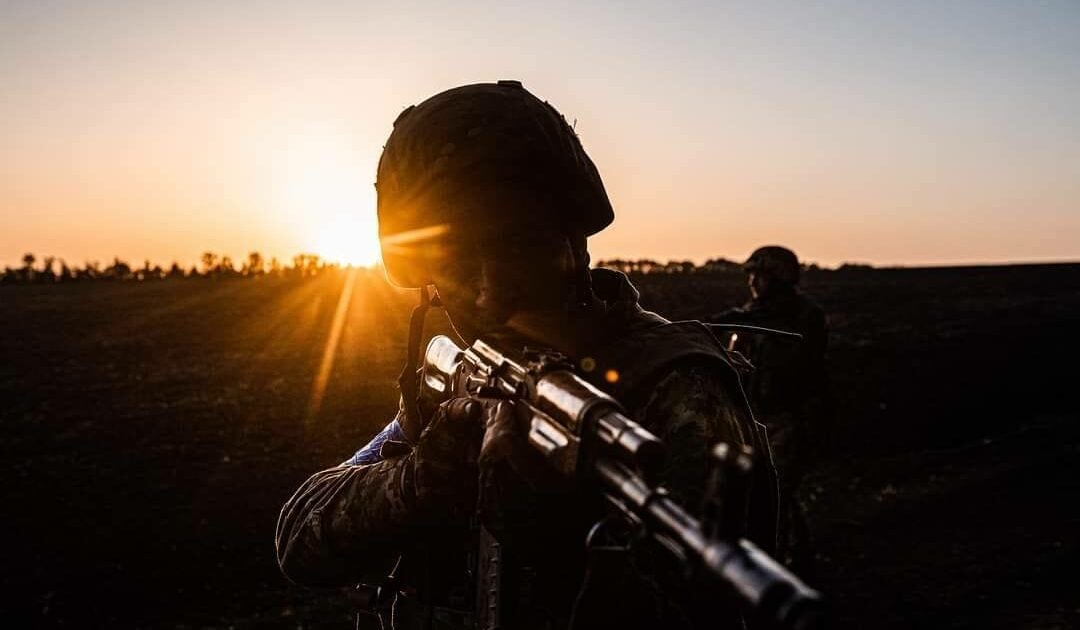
[276,269,777,629]
[714,284,830,572]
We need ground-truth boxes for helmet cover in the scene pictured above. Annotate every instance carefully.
[376,81,613,287]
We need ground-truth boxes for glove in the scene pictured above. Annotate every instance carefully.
[476,401,574,543]
[478,401,558,487]
[411,398,485,515]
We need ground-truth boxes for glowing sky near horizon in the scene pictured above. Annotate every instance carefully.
[1,0,1078,269]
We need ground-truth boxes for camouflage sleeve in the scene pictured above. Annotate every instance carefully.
[635,362,751,507]
[275,453,416,587]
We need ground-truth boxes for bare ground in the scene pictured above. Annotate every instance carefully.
[1,264,1077,628]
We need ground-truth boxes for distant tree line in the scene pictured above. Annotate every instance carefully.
[594,257,835,274]
[1,251,342,284]
[3,252,871,285]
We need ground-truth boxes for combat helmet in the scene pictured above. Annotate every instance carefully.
[744,246,801,286]
[376,80,613,288]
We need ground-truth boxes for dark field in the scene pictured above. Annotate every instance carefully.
[2,264,1079,628]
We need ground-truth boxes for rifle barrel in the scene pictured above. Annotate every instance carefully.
[595,459,824,630]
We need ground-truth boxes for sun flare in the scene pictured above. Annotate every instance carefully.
[271,126,382,267]
[314,212,380,267]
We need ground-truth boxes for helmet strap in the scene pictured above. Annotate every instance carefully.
[397,284,438,443]
[568,234,595,309]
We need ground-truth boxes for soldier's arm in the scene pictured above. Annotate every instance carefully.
[275,452,417,587]
[276,399,481,587]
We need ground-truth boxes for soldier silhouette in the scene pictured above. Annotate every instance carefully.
[275,81,778,630]
[711,246,832,576]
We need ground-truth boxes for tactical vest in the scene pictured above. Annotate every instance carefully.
[581,317,780,553]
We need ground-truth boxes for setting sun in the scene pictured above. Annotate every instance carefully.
[268,124,382,267]
[313,211,381,267]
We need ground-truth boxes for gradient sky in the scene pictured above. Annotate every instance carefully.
[2,0,1078,269]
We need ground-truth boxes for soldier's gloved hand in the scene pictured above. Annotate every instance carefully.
[478,401,560,488]
[411,398,484,515]
[476,401,572,542]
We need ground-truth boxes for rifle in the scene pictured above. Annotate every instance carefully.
[418,334,824,630]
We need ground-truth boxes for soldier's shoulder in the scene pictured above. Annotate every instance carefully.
[633,361,754,481]
[595,319,733,398]
[650,359,735,398]
[639,360,747,426]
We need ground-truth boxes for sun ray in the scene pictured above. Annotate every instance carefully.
[379,224,450,248]
[305,267,360,423]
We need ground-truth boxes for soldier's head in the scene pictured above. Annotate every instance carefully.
[744,245,800,300]
[376,81,613,341]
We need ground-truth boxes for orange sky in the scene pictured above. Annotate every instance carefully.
[2,1,1078,269]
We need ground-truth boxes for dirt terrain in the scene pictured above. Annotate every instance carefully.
[1,264,1078,628]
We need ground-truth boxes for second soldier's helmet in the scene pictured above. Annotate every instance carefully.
[744,246,801,286]
[375,80,614,288]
